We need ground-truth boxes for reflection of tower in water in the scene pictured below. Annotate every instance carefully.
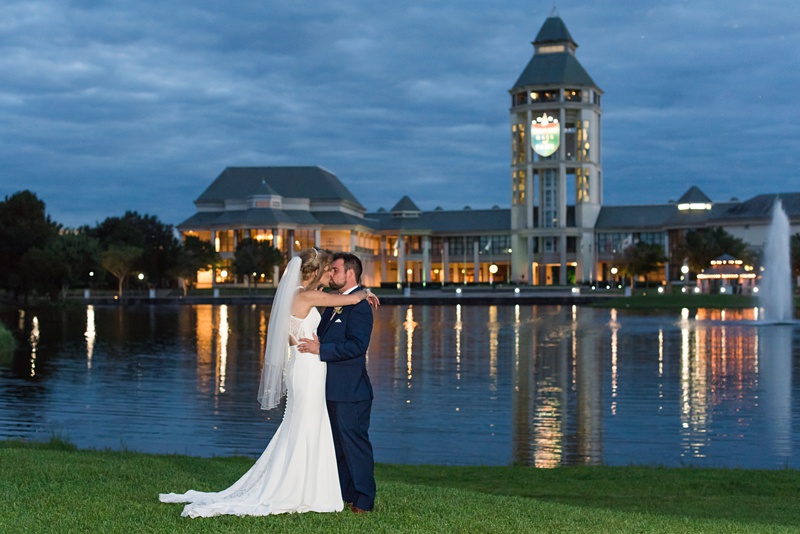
[512,306,604,467]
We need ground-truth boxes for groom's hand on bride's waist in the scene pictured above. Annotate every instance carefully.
[297,333,320,354]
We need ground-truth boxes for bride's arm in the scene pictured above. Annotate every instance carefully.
[296,288,378,310]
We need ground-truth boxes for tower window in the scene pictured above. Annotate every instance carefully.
[565,89,582,102]
[530,90,558,103]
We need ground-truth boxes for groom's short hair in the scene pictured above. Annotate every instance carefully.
[333,252,363,284]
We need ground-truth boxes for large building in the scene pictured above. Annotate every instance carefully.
[177,13,799,289]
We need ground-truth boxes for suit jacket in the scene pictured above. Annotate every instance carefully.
[317,287,374,402]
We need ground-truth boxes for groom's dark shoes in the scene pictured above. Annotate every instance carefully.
[351,506,369,515]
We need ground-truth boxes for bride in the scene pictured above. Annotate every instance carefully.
[159,248,379,517]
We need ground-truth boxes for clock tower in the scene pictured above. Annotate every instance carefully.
[509,11,603,285]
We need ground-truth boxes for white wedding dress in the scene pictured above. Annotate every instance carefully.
[159,307,343,517]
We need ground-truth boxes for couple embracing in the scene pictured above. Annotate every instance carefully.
[160,249,378,517]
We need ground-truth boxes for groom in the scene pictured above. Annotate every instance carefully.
[300,252,376,513]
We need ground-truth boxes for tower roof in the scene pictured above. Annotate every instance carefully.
[534,15,576,47]
[511,15,599,90]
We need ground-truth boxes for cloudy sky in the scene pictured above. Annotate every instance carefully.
[1,0,798,228]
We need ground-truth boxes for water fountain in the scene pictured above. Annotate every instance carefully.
[759,198,794,323]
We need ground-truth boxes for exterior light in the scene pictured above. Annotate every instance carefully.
[137,273,144,281]
[681,265,689,274]
[694,287,701,293]
[456,288,462,295]
[753,287,759,293]
[489,264,498,274]
[658,287,664,294]
[610,267,618,275]
[514,287,520,294]
[220,269,228,278]
[720,287,727,294]
[89,271,94,277]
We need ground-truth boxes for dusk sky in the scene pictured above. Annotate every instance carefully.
[1,1,798,228]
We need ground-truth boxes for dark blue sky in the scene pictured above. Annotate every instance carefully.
[1,1,797,228]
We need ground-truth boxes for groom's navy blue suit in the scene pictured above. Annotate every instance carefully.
[317,288,376,511]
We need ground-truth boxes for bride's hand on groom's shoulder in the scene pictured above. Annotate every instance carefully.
[365,290,380,309]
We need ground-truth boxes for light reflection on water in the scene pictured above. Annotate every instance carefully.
[0,304,798,468]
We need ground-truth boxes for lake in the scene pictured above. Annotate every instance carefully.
[1,303,798,468]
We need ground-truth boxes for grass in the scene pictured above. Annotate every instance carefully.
[2,439,800,533]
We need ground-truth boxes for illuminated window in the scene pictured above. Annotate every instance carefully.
[576,168,590,203]
[511,122,526,164]
[564,89,582,102]
[512,169,526,205]
[217,230,234,252]
[530,90,559,103]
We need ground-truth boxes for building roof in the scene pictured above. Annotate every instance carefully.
[390,195,421,213]
[367,206,510,234]
[676,185,712,204]
[195,166,365,210]
[711,193,800,223]
[177,208,322,229]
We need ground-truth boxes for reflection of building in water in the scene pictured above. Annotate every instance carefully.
[488,306,499,396]
[216,305,229,397]
[512,306,604,467]
[679,309,760,460]
[403,306,416,385]
[759,325,793,459]
[85,305,96,369]
[29,316,39,378]
[575,310,602,464]
[196,305,214,394]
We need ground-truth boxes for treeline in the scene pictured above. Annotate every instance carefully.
[0,190,220,302]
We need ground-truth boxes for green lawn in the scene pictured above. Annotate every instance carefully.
[2,439,799,533]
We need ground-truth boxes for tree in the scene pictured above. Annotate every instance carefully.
[102,246,144,297]
[173,235,220,296]
[792,233,800,283]
[618,242,668,288]
[232,238,284,294]
[0,191,60,299]
[86,211,181,289]
[676,227,752,273]
[19,232,102,301]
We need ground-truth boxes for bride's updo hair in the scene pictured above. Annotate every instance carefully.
[298,248,331,285]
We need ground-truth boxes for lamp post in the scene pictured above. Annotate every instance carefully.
[610,266,618,290]
[681,263,690,293]
[489,263,498,286]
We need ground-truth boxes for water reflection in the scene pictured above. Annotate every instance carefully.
[29,316,39,378]
[85,306,95,369]
[0,304,798,469]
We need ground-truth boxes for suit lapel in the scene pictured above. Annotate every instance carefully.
[318,286,360,339]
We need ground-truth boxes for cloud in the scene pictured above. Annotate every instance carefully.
[0,0,798,227]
